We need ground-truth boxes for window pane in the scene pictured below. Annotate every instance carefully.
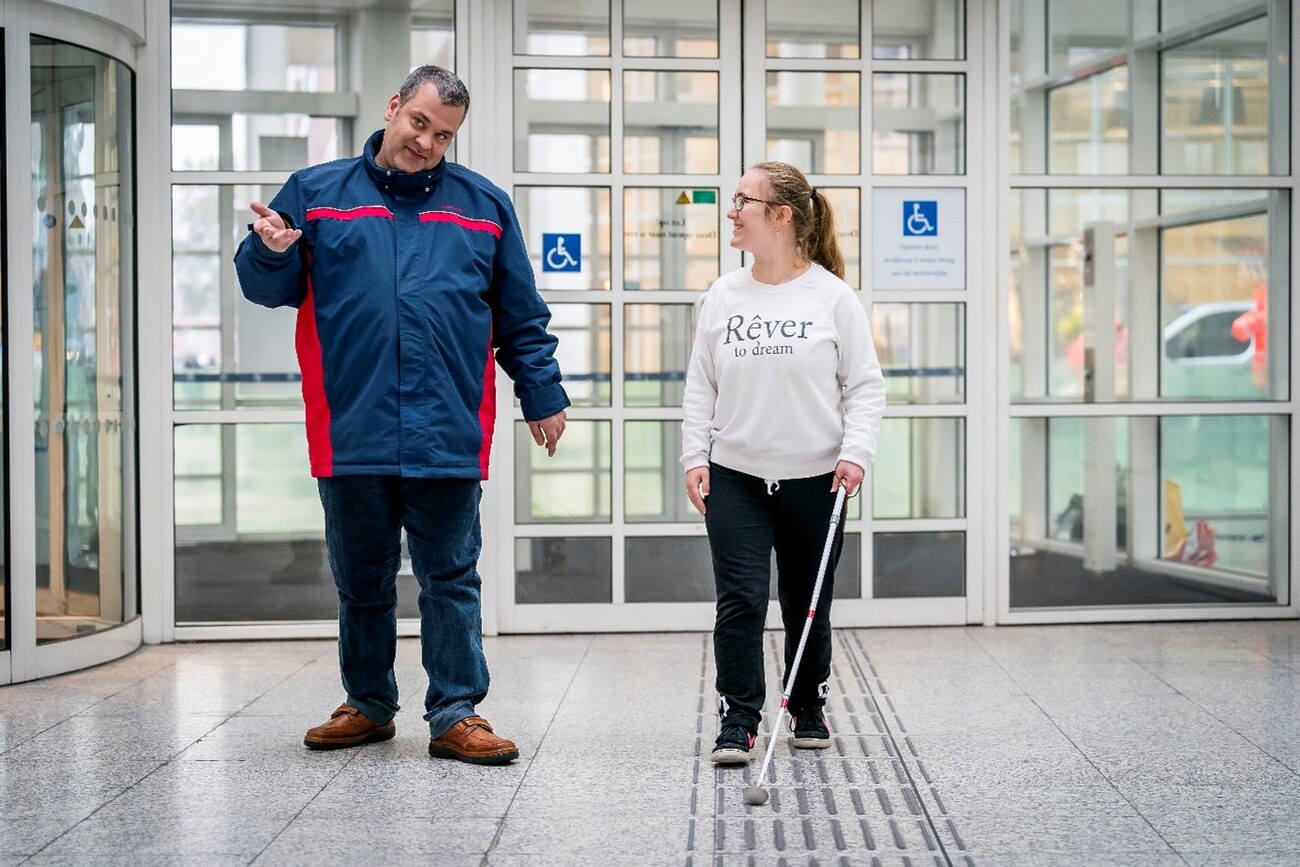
[550,304,611,407]
[515,420,611,523]
[172,184,304,410]
[873,73,965,175]
[766,0,859,59]
[514,0,610,56]
[625,537,712,601]
[623,187,721,291]
[1160,188,1267,218]
[873,418,965,519]
[1161,415,1275,578]
[873,0,964,60]
[624,71,718,174]
[766,72,860,175]
[411,2,454,69]
[175,424,221,476]
[1047,188,1129,236]
[1010,415,1283,608]
[624,0,718,58]
[1048,67,1129,174]
[1161,212,1274,399]
[514,69,611,173]
[172,23,336,91]
[873,303,965,404]
[516,537,611,603]
[172,116,342,173]
[516,186,611,292]
[174,423,422,623]
[874,532,965,597]
[1047,0,1130,74]
[172,125,219,171]
[624,421,700,523]
[625,304,694,407]
[1161,18,1271,176]
[32,36,135,644]
[623,535,861,602]
[1162,0,1267,31]
[821,187,861,289]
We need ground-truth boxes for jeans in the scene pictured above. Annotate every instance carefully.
[317,475,488,738]
[705,463,844,733]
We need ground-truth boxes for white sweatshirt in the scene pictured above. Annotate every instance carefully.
[680,263,886,480]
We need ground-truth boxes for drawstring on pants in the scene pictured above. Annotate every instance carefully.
[764,479,780,495]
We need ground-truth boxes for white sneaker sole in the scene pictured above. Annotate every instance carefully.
[789,736,831,749]
[711,747,752,765]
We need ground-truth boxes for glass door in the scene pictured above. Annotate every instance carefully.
[503,0,734,630]
[29,36,136,644]
[501,0,982,630]
[1,28,8,663]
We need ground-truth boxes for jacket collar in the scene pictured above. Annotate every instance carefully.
[364,129,445,194]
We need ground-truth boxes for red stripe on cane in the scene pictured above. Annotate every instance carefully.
[779,698,788,708]
[807,609,816,619]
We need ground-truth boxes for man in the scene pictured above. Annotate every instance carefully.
[234,65,568,765]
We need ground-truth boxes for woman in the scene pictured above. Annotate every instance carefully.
[681,161,886,765]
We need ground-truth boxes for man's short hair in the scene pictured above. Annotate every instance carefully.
[398,65,470,114]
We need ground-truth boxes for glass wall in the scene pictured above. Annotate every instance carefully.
[169,1,454,624]
[30,36,137,642]
[1008,0,1290,611]
[0,31,6,653]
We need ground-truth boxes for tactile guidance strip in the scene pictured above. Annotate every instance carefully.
[685,630,974,866]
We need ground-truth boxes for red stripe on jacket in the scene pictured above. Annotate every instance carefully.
[305,205,394,221]
[420,210,503,238]
[296,278,333,476]
[477,338,497,479]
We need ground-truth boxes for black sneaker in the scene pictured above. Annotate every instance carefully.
[789,709,831,749]
[711,724,756,765]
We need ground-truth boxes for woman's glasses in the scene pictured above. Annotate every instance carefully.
[730,193,781,211]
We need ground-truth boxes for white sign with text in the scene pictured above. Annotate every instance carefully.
[872,188,966,290]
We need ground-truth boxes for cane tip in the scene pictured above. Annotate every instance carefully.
[743,785,770,806]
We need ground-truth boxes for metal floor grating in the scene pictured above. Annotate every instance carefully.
[686,630,976,866]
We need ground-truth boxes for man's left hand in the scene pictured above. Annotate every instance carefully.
[528,411,567,457]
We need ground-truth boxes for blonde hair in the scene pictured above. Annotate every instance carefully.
[751,160,844,279]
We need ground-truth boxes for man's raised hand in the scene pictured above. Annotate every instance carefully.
[249,201,302,253]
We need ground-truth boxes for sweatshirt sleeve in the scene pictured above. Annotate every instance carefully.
[679,291,717,472]
[834,291,886,470]
[234,174,309,309]
[488,197,571,422]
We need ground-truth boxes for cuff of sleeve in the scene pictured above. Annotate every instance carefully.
[836,452,871,471]
[250,233,297,261]
[680,454,709,472]
[520,383,570,422]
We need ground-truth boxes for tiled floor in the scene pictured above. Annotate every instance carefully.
[3,621,1300,865]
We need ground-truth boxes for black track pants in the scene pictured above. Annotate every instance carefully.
[705,462,844,732]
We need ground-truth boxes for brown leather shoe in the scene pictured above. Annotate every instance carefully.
[428,715,519,765]
[303,703,395,750]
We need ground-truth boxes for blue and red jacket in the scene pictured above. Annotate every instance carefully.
[234,130,569,479]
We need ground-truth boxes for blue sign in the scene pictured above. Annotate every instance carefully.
[902,200,938,237]
[541,233,581,272]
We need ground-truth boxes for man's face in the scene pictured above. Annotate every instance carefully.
[375,82,466,174]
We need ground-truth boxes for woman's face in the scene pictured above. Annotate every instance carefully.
[727,169,786,256]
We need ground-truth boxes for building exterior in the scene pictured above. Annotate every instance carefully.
[0,0,1294,682]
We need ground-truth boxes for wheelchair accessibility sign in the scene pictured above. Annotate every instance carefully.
[902,200,938,236]
[872,188,965,290]
[541,233,581,272]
